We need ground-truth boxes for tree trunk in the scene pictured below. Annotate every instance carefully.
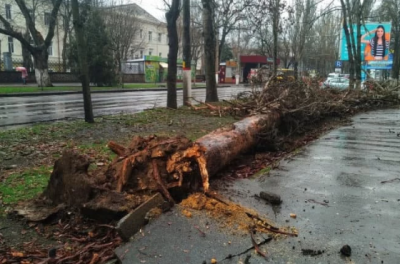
[182,0,191,106]
[72,0,94,123]
[62,25,70,72]
[22,31,34,72]
[341,0,355,88]
[355,20,362,89]
[392,34,400,79]
[355,2,364,90]
[202,0,218,102]
[33,51,52,87]
[196,114,279,179]
[272,0,280,74]
[166,0,181,109]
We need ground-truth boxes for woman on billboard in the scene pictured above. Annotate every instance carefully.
[361,25,390,61]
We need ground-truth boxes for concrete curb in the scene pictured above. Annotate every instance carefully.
[0,85,234,97]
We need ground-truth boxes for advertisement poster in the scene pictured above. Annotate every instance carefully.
[340,22,392,70]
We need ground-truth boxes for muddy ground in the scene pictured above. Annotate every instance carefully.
[0,106,350,261]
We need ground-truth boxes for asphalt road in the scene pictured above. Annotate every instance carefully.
[116,108,400,264]
[0,86,250,129]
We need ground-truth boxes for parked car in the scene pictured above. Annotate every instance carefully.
[322,77,350,89]
[326,73,349,81]
[327,73,340,80]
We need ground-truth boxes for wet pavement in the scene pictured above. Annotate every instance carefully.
[0,86,249,129]
[116,108,400,263]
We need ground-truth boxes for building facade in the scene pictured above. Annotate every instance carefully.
[0,0,66,71]
[0,2,169,72]
[116,3,169,60]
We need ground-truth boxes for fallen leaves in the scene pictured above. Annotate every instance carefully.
[1,215,122,264]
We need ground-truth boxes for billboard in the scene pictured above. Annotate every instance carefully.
[340,22,392,70]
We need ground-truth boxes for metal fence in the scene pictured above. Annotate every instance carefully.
[0,57,64,72]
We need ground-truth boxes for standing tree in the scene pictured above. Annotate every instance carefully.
[220,43,234,62]
[103,1,144,87]
[214,0,249,67]
[182,0,191,106]
[0,0,63,87]
[68,3,115,87]
[71,0,94,123]
[165,0,181,109]
[378,0,400,80]
[246,0,284,73]
[188,0,206,84]
[308,11,341,76]
[202,0,218,102]
[340,0,375,89]
[289,0,317,77]
[60,0,73,72]
[271,0,281,74]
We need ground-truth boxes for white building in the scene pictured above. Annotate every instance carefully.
[0,0,66,70]
[0,2,169,71]
[119,3,169,60]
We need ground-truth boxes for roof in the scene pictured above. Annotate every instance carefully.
[104,3,164,25]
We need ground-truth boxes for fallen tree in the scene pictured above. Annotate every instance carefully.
[8,76,400,263]
[14,75,400,223]
[15,113,279,222]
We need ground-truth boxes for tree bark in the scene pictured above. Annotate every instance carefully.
[202,0,219,102]
[71,0,94,123]
[341,0,355,88]
[196,114,279,179]
[34,67,51,88]
[166,0,181,109]
[393,33,400,80]
[22,31,34,72]
[62,15,71,72]
[183,0,192,106]
[33,50,52,87]
[272,0,280,74]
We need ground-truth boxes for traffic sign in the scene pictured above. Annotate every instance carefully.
[335,61,342,68]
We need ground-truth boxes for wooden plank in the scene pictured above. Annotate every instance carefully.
[116,193,165,241]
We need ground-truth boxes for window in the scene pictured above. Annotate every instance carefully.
[135,54,139,59]
[158,33,162,42]
[5,4,11,19]
[148,31,152,42]
[140,29,143,38]
[44,12,51,26]
[48,42,53,56]
[140,50,143,58]
[8,37,14,53]
[166,35,169,44]
[159,52,162,57]
[130,49,134,59]
[149,49,153,56]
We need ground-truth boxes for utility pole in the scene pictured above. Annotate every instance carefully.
[183,0,191,106]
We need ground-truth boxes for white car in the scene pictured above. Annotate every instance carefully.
[322,77,350,89]
[327,73,340,80]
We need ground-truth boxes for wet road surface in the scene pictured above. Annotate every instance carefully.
[0,86,249,129]
[116,108,400,263]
